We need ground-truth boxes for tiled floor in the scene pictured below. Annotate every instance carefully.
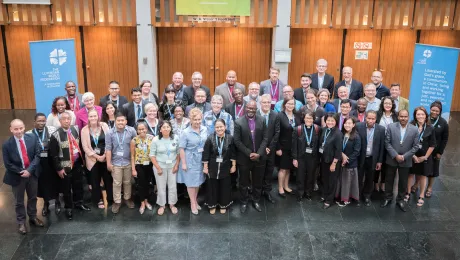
[1,110,460,260]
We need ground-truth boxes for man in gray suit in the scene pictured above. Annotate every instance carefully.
[215,70,245,107]
[259,67,286,109]
[381,109,420,212]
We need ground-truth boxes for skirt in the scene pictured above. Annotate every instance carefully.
[276,149,293,170]
[335,167,359,202]
[411,156,434,177]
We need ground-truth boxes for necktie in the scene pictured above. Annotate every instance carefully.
[137,105,141,119]
[19,139,30,169]
[264,114,268,126]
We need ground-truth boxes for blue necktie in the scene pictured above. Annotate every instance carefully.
[137,104,141,119]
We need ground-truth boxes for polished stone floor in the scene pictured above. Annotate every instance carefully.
[1,110,460,260]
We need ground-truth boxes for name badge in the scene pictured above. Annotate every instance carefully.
[143,161,150,166]
[198,148,204,153]
[94,148,101,155]
[305,148,313,154]
[207,119,213,125]
[73,148,79,154]
[166,160,173,164]
[319,148,324,154]
[116,151,124,156]
[417,144,422,149]
[271,100,276,105]
[40,152,48,158]
[366,147,371,153]
[216,156,223,163]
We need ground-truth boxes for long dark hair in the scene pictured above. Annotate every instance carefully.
[158,120,174,140]
[377,96,398,123]
[323,112,338,128]
[282,97,297,113]
[411,106,431,126]
[51,96,71,115]
[162,85,176,103]
[341,116,358,140]
[102,101,119,123]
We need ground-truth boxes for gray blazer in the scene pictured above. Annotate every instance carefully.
[259,79,286,101]
[214,82,245,107]
[385,122,420,167]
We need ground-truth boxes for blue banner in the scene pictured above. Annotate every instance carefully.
[29,39,78,114]
[409,44,459,120]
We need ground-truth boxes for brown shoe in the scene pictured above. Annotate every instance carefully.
[18,224,26,235]
[112,203,121,214]
[29,218,44,227]
[125,199,135,209]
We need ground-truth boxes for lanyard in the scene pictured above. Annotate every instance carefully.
[175,87,183,99]
[34,128,45,150]
[139,137,148,153]
[367,126,375,143]
[90,127,100,147]
[432,117,440,127]
[418,123,426,142]
[235,104,244,119]
[166,104,174,119]
[116,129,127,149]
[228,85,234,103]
[322,128,331,146]
[148,121,158,136]
[303,125,313,145]
[287,113,295,128]
[216,134,225,156]
[68,96,77,110]
[270,80,279,98]
[342,136,349,151]
[176,119,184,136]
[400,125,407,144]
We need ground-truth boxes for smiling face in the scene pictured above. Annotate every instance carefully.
[301,77,312,89]
[306,93,316,107]
[191,114,203,128]
[430,106,440,119]
[390,85,401,99]
[146,106,158,119]
[342,67,352,81]
[132,91,142,104]
[172,72,183,87]
[211,98,223,113]
[56,98,67,113]
[245,101,257,118]
[343,118,355,132]
[10,120,25,139]
[269,69,279,82]
[194,90,206,104]
[165,91,175,102]
[338,87,348,99]
[383,98,393,112]
[319,92,329,103]
[109,83,120,97]
[371,71,383,85]
[115,115,127,130]
[233,88,244,103]
[357,99,367,113]
[174,106,184,120]
[364,85,376,99]
[282,87,294,99]
[88,110,99,126]
[304,114,314,127]
[65,82,76,96]
[160,122,172,137]
[34,115,46,130]
[214,121,226,137]
[248,84,260,99]
[192,73,203,88]
[284,99,295,113]
[326,116,337,128]
[340,102,351,116]
[105,104,115,116]
[415,109,427,125]
[59,113,71,129]
[137,123,147,137]
[398,110,409,126]
[226,71,237,86]
[141,82,152,95]
[83,96,95,109]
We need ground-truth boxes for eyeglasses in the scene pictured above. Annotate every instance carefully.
[109,88,119,90]
[192,78,202,80]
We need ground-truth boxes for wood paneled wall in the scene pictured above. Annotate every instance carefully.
[288,28,342,89]
[0,30,11,109]
[83,26,139,101]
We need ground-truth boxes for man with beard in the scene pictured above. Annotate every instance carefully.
[243,82,261,110]
[185,88,211,117]
[294,73,314,105]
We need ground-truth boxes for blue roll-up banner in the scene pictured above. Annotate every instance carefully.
[29,39,78,114]
[408,43,459,120]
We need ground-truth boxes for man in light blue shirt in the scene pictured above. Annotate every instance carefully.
[274,85,303,112]
[364,83,381,112]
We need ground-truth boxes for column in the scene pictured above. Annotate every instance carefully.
[271,0,292,85]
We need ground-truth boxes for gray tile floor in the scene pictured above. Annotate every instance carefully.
[1,110,460,260]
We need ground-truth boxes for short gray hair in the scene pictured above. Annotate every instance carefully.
[82,92,95,102]
[260,94,271,102]
[211,94,223,104]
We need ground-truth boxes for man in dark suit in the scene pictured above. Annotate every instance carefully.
[225,88,246,121]
[357,110,385,206]
[332,86,357,112]
[336,99,356,130]
[258,94,280,204]
[311,59,334,96]
[3,119,44,234]
[182,71,211,105]
[381,109,420,212]
[334,66,363,100]
[371,70,390,100]
[64,81,84,113]
[294,73,314,105]
[99,80,129,109]
[234,100,269,213]
[185,88,211,117]
[122,87,151,127]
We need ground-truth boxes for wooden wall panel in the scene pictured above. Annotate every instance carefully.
[83,27,139,101]
[0,29,11,109]
[332,0,372,29]
[5,26,42,109]
[157,27,215,94]
[379,30,417,98]
[419,30,460,111]
[41,26,85,94]
[291,0,333,28]
[214,28,271,92]
[51,0,94,26]
[373,0,415,29]
[414,0,456,29]
[8,4,51,25]
[94,0,136,26]
[288,28,342,89]
[343,29,382,86]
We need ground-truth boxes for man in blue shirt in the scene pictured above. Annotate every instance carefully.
[274,86,303,112]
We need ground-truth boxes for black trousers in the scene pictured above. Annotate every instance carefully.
[12,176,38,224]
[321,161,340,204]
[90,161,113,204]
[296,154,317,196]
[239,161,265,204]
[361,156,376,199]
[262,152,276,193]
[206,176,232,209]
[385,165,410,202]
[374,150,387,184]
[135,164,152,201]
[61,163,84,209]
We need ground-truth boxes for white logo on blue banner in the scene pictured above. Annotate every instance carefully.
[408,44,459,120]
[29,39,78,114]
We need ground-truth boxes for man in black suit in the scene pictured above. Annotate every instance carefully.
[225,87,246,121]
[357,110,385,206]
[185,88,212,117]
[371,71,390,99]
[122,87,151,127]
[3,119,44,234]
[311,59,334,96]
[332,86,357,112]
[99,80,129,109]
[258,94,280,204]
[234,100,269,213]
[182,71,211,105]
[294,73,315,105]
[334,66,363,100]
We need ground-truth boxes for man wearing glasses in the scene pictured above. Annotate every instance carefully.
[64,81,84,112]
[311,59,335,97]
[183,72,211,106]
[273,86,303,112]
[99,80,129,109]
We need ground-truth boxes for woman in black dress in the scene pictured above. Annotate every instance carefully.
[276,98,301,197]
[202,119,237,214]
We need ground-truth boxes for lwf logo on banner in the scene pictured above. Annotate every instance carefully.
[49,48,67,66]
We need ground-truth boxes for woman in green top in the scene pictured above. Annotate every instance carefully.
[130,121,154,215]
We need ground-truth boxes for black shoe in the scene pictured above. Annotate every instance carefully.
[264,193,275,204]
[397,201,407,212]
[296,195,302,202]
[364,198,371,207]
[29,218,45,227]
[55,202,61,215]
[380,199,391,208]
[240,204,248,213]
[252,202,262,212]
[66,209,73,220]
[42,203,49,217]
[304,193,312,201]
[284,189,294,195]
[75,204,91,211]
[278,192,286,198]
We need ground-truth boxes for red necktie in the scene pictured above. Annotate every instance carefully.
[19,139,30,169]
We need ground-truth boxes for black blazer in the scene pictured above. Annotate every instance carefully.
[342,133,361,168]
[311,73,335,97]
[431,116,448,156]
[225,101,247,121]
[202,133,236,179]
[2,134,41,186]
[333,79,363,100]
[99,94,129,109]
[122,100,151,127]
[375,84,390,100]
[292,124,320,159]
[234,115,269,165]
[332,99,357,111]
[320,127,343,164]
[357,122,385,169]
[277,112,302,151]
[182,85,212,106]
[294,88,308,105]
[257,110,280,153]
[413,124,436,157]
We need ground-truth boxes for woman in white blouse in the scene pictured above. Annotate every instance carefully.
[46,96,76,128]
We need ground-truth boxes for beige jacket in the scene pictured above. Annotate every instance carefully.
[81,122,110,170]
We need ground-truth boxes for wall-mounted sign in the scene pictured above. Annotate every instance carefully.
[177,0,250,16]
[355,50,369,60]
[274,49,292,63]
[188,17,238,23]
[354,42,373,50]
[3,0,50,4]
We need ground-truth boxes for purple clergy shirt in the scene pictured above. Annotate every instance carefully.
[248,116,256,152]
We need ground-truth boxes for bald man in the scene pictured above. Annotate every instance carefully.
[3,119,44,234]
[215,70,246,107]
[311,59,335,96]
[166,72,187,101]
[274,86,303,112]
[333,66,363,100]
[371,70,390,99]
[183,72,212,105]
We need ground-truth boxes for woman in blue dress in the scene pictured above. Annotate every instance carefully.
[178,107,208,215]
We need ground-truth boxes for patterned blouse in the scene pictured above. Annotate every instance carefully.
[132,134,154,165]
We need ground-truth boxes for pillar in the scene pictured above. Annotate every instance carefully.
[271,0,292,85]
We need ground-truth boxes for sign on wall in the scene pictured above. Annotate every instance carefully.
[355,50,369,60]
[177,0,250,16]
[29,39,78,114]
[353,42,373,50]
[408,44,459,120]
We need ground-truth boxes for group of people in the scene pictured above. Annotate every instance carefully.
[3,59,449,235]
